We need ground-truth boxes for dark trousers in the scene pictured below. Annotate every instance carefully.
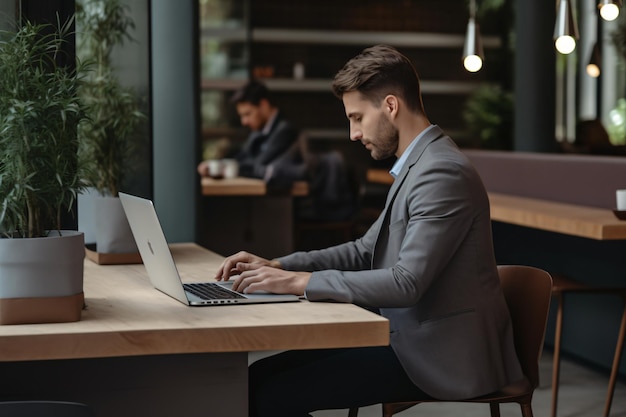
[249,345,429,417]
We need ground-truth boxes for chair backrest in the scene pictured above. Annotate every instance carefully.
[0,401,95,417]
[497,265,553,390]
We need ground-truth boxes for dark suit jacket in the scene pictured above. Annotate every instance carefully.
[236,112,301,180]
[277,126,524,400]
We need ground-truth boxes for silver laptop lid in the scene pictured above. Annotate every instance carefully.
[119,192,191,305]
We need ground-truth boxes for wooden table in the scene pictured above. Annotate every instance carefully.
[201,176,308,196]
[488,192,626,240]
[0,243,388,417]
[366,168,394,185]
[199,177,310,258]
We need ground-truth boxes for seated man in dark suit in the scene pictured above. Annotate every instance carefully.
[197,80,304,183]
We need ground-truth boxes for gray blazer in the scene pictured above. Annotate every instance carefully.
[277,126,524,400]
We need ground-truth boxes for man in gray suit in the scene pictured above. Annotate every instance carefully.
[215,45,524,417]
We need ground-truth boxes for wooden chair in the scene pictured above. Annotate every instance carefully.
[348,265,553,417]
[0,401,95,417]
[549,274,626,417]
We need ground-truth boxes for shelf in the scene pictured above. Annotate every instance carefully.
[263,78,482,94]
[264,78,332,92]
[201,77,490,95]
[252,28,502,49]
[198,27,502,49]
[302,128,348,140]
[200,27,248,42]
[201,79,248,90]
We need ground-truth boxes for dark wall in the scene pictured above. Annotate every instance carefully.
[22,0,74,25]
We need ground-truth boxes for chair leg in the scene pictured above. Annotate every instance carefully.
[489,402,501,417]
[382,403,395,417]
[603,299,626,417]
[551,293,565,417]
[347,407,359,417]
[520,402,535,417]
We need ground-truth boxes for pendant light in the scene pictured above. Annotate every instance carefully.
[463,0,484,72]
[586,42,601,77]
[554,0,579,54]
[598,0,622,21]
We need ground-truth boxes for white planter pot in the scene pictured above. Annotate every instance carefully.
[94,196,138,254]
[78,187,99,245]
[0,230,85,325]
[79,190,138,255]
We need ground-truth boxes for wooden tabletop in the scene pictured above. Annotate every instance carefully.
[0,243,388,362]
[488,192,626,240]
[366,168,394,185]
[201,176,309,196]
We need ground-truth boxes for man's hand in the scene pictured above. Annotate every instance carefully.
[197,161,209,176]
[231,263,311,296]
[214,251,281,282]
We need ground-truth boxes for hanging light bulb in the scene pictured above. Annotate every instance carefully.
[586,42,601,77]
[463,18,484,72]
[463,0,484,72]
[598,0,622,21]
[554,0,579,54]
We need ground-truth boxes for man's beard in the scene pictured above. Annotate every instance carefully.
[369,114,399,160]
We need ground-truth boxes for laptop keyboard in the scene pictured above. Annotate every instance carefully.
[183,282,246,300]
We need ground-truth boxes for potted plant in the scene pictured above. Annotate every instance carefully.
[608,20,626,146]
[75,0,146,260]
[0,18,88,324]
[463,84,514,150]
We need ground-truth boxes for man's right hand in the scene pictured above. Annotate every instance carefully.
[214,251,281,282]
[197,161,209,177]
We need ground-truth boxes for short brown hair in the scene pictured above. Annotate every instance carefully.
[331,45,424,114]
[230,80,273,106]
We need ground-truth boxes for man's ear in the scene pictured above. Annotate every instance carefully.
[384,95,399,119]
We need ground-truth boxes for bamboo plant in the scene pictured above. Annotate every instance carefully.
[76,0,145,197]
[0,18,88,238]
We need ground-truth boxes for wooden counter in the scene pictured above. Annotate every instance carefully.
[488,192,626,240]
[201,176,308,196]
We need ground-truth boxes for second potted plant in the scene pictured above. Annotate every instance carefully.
[76,0,146,262]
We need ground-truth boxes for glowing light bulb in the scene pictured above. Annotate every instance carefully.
[555,36,576,54]
[464,55,483,72]
[586,63,600,77]
[600,3,620,21]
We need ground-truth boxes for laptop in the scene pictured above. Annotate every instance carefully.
[118,192,300,306]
